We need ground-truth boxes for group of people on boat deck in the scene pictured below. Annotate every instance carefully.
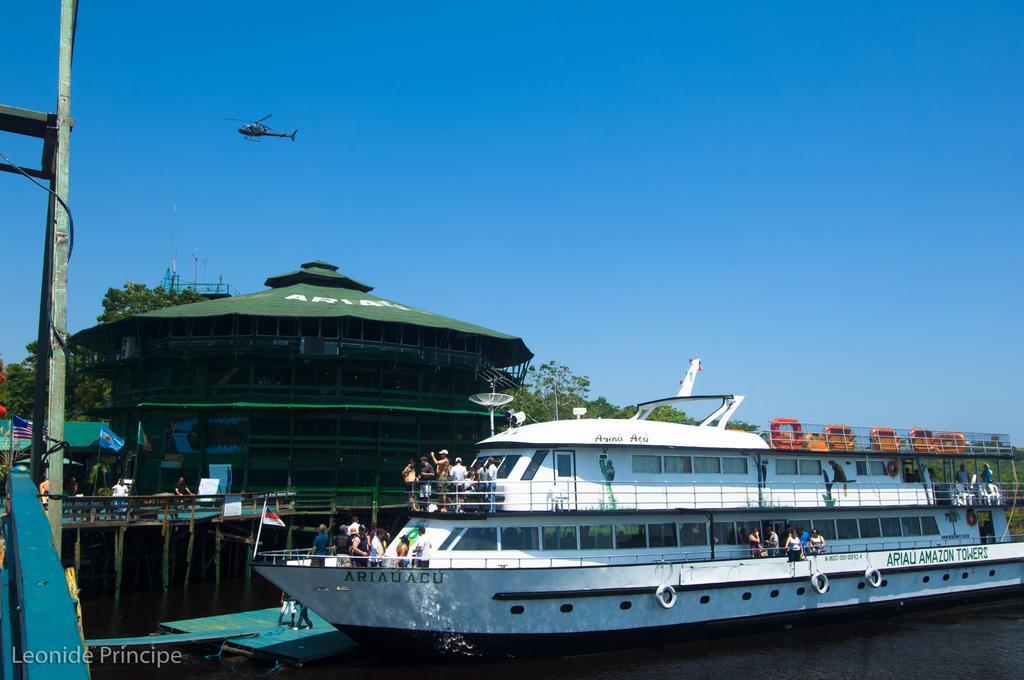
[313,517,433,568]
[402,450,499,513]
[747,524,826,560]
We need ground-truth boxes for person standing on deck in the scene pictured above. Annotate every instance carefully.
[312,524,330,566]
[450,457,467,512]
[485,457,499,513]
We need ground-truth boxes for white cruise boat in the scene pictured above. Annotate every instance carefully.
[254,360,1024,657]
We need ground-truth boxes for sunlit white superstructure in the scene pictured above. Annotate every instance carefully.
[255,359,1024,657]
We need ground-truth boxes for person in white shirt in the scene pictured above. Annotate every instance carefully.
[450,458,468,512]
[111,479,128,497]
[348,515,361,536]
[485,457,499,512]
[369,530,384,567]
[413,528,432,568]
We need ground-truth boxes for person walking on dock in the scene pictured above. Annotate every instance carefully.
[278,592,296,627]
[295,601,313,630]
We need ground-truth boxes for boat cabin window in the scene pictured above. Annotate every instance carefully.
[439,529,463,551]
[497,455,522,479]
[722,457,748,475]
[542,526,578,550]
[856,460,888,476]
[921,516,940,535]
[555,451,574,478]
[880,517,902,537]
[836,518,860,539]
[500,527,540,550]
[615,524,646,549]
[665,455,692,473]
[521,450,549,481]
[811,519,837,540]
[453,527,498,551]
[799,460,822,476]
[776,459,799,475]
[901,517,923,536]
[580,525,613,549]
[712,522,738,545]
[632,455,662,474]
[679,522,708,546]
[694,457,721,474]
[859,518,882,538]
[648,523,678,548]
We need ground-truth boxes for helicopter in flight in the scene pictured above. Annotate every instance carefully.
[226,114,297,141]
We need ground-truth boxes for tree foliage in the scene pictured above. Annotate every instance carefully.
[97,282,207,323]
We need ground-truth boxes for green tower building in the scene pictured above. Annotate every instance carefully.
[74,261,532,509]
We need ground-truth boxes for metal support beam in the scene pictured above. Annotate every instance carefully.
[45,0,78,553]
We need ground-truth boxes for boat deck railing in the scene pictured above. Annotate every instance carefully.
[255,533,1022,570]
[409,480,1018,513]
[763,423,1012,456]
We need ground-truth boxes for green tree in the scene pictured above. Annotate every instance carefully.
[508,360,593,423]
[97,282,206,323]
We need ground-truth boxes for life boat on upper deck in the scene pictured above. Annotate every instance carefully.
[769,418,804,450]
[934,432,967,455]
[824,424,856,451]
[870,427,902,453]
[908,428,937,454]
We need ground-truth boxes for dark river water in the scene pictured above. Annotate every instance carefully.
[84,578,1022,680]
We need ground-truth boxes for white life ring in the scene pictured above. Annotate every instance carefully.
[811,572,830,594]
[864,567,882,588]
[655,584,677,609]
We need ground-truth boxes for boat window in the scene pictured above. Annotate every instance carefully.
[664,455,692,473]
[901,517,922,537]
[679,522,708,546]
[501,527,540,551]
[647,523,678,548]
[632,455,662,474]
[542,526,578,551]
[555,451,574,478]
[453,527,498,551]
[694,457,721,474]
[880,517,902,537]
[521,450,549,481]
[799,460,822,476]
[811,519,837,540]
[615,524,646,549]
[439,529,464,551]
[580,525,613,549]
[836,518,860,540]
[856,461,867,476]
[712,522,737,546]
[497,455,522,479]
[920,516,940,535]
[721,457,748,475]
[869,461,887,476]
[859,518,882,538]
[775,459,798,475]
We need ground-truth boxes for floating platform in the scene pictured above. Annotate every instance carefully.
[88,607,355,667]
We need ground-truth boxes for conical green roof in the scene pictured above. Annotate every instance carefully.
[263,260,374,292]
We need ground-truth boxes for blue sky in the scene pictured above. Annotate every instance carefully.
[2,3,1022,439]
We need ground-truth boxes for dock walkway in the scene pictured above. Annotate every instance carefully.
[88,607,355,667]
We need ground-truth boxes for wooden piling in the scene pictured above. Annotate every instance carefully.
[214,525,222,586]
[73,528,81,575]
[114,525,126,599]
[162,522,171,591]
[245,520,254,581]
[184,503,197,586]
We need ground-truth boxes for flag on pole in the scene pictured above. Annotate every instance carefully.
[11,415,33,439]
[137,422,152,452]
[98,424,125,452]
[262,510,286,527]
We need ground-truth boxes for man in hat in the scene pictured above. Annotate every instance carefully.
[450,456,468,512]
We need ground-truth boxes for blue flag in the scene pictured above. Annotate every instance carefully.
[98,424,125,452]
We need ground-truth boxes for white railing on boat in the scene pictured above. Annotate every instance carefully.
[762,423,1012,455]
[408,480,1016,512]
[255,534,1021,570]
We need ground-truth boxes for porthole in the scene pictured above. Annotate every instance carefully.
[769,589,779,598]
[922,576,930,583]
[620,601,632,610]
[881,579,888,587]
[510,605,524,615]
[700,595,711,604]
[857,582,865,590]
[796,587,806,595]
[961,572,969,580]
[989,569,996,577]
[560,604,573,613]
[942,574,950,581]
[742,592,752,601]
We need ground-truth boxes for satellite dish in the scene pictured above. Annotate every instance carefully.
[469,392,514,436]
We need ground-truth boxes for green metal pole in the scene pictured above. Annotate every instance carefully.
[46,0,77,553]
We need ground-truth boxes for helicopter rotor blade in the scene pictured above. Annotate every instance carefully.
[257,114,273,122]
